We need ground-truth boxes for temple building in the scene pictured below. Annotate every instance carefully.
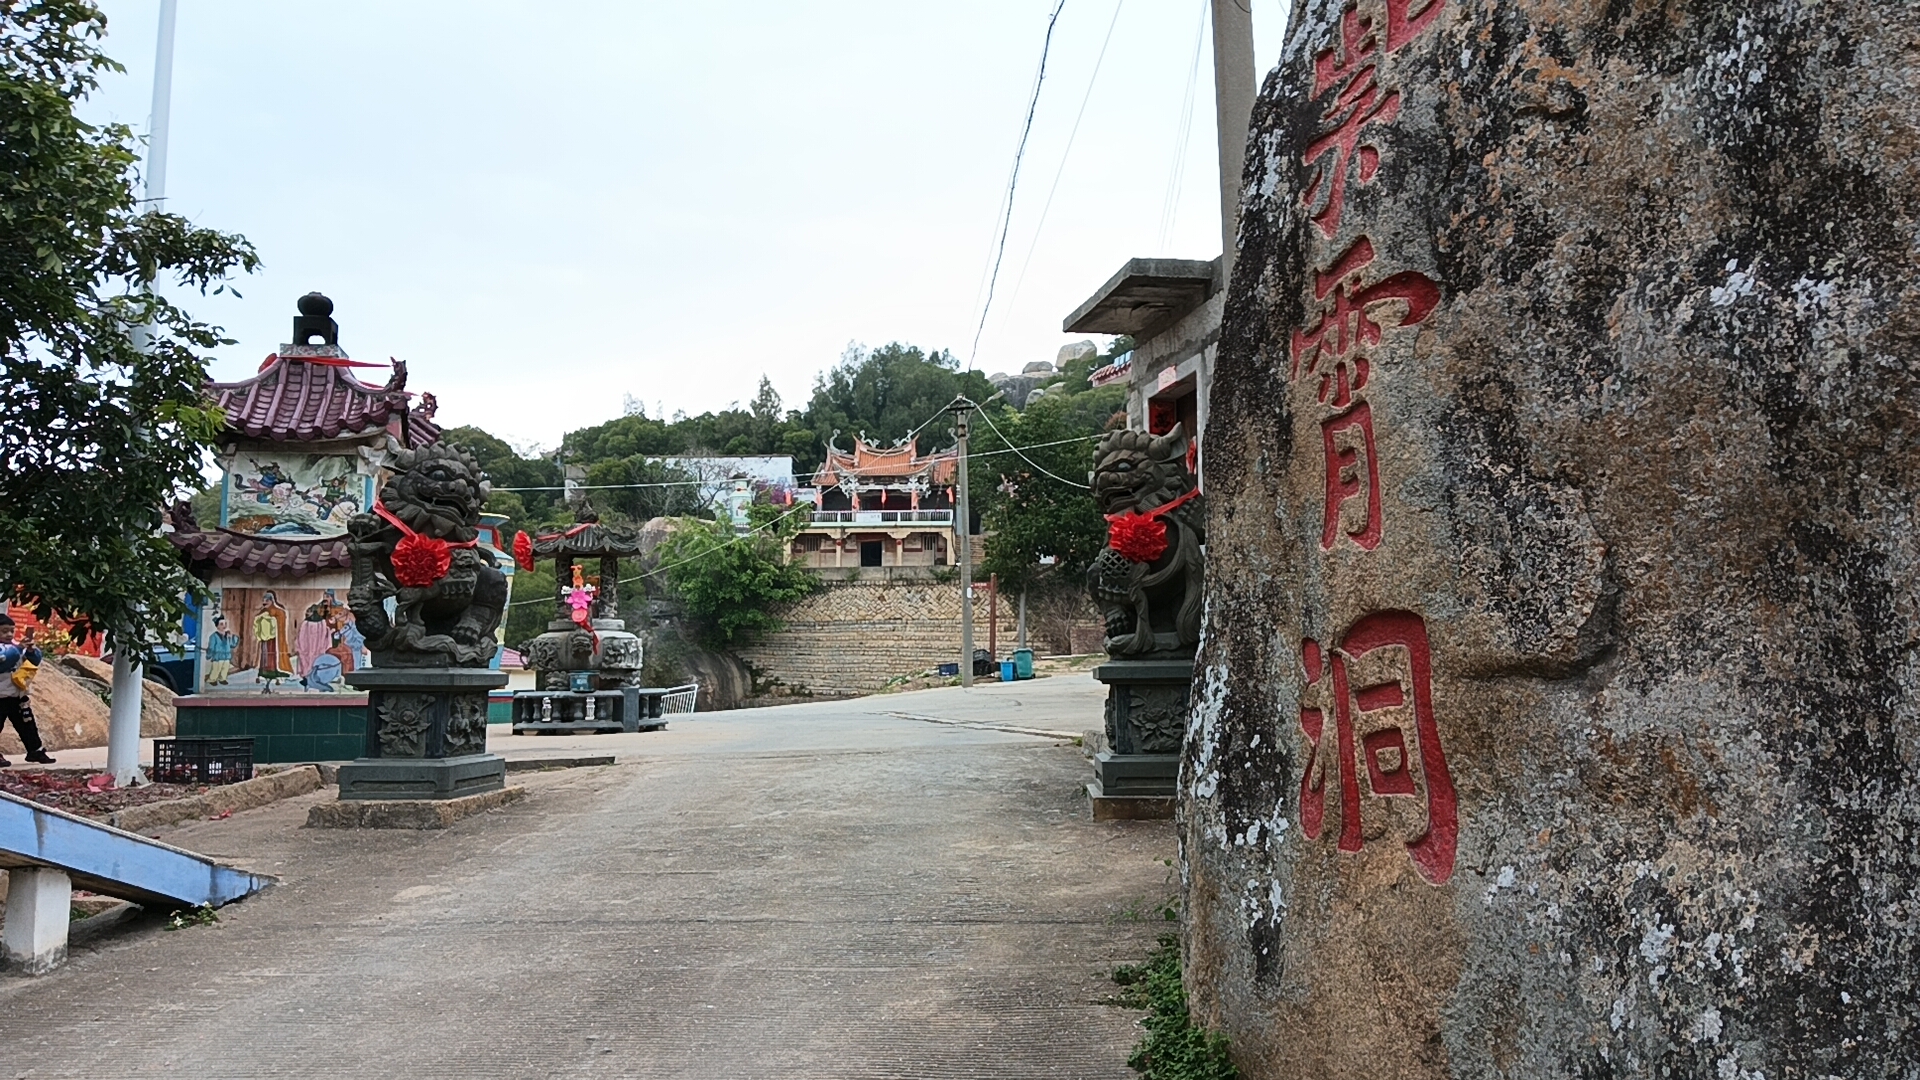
[163,293,447,695]
[788,438,962,571]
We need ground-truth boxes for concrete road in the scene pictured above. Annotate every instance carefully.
[0,674,1177,1079]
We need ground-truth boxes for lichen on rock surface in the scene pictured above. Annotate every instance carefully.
[1185,1,1920,1077]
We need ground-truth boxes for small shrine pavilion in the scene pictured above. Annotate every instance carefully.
[164,293,445,699]
[789,437,961,571]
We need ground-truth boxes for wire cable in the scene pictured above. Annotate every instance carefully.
[1157,0,1209,252]
[1003,0,1126,318]
[972,407,1092,489]
[968,0,1070,367]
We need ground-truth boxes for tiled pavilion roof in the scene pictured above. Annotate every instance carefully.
[210,353,439,448]
[163,504,350,580]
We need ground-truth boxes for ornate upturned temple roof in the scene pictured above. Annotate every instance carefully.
[210,353,440,448]
[528,519,647,559]
[207,291,439,448]
[810,437,956,489]
[164,504,351,580]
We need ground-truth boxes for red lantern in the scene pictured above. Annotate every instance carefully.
[513,530,534,572]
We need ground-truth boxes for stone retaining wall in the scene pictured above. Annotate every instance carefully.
[734,581,1016,694]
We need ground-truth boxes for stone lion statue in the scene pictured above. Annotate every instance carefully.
[1086,424,1205,658]
[347,443,508,668]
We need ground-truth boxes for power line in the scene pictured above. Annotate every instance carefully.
[968,0,1070,367]
[506,502,814,607]
[1158,0,1209,252]
[1004,0,1126,318]
[973,407,1092,489]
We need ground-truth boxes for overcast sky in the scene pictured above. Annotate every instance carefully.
[86,1,1287,450]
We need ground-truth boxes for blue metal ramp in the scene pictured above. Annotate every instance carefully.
[0,789,272,909]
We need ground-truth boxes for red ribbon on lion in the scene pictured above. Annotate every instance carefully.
[374,502,479,587]
[1104,488,1200,565]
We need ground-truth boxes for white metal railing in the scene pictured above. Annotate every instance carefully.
[659,683,699,714]
[806,509,954,526]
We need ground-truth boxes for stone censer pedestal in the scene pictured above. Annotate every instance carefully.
[1088,658,1190,818]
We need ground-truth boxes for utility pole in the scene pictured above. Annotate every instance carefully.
[949,396,974,687]
[108,0,178,787]
[1210,0,1257,275]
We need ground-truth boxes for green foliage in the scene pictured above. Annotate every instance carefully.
[807,342,994,456]
[656,510,817,646]
[1113,933,1238,1080]
[440,424,561,526]
[502,563,556,649]
[163,903,219,931]
[973,390,1121,591]
[0,1,258,653]
[582,455,706,522]
[563,375,818,473]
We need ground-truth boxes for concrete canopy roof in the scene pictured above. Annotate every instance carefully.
[1062,257,1220,337]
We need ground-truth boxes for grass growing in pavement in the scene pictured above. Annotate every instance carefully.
[1112,932,1239,1080]
[162,904,218,931]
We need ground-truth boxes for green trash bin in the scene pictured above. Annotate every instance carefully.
[1012,648,1034,680]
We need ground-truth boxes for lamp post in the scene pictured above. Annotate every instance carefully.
[949,396,974,687]
[107,0,179,787]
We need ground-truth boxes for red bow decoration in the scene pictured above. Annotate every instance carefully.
[1105,488,1200,565]
[513,530,535,572]
[374,502,478,587]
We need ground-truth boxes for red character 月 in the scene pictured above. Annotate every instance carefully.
[1298,611,1458,884]
[1322,403,1383,551]
[1302,0,1449,237]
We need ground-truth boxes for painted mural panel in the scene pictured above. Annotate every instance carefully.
[200,586,369,693]
[221,453,372,539]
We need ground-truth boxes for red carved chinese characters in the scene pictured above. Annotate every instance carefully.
[1289,237,1439,550]
[1303,0,1447,237]
[1290,3,1458,885]
[1297,611,1457,884]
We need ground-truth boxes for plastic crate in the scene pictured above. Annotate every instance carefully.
[152,737,255,785]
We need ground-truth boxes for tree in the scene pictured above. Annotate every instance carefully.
[973,393,1112,592]
[806,342,995,457]
[656,502,817,646]
[0,2,257,652]
[440,424,563,526]
[583,454,707,522]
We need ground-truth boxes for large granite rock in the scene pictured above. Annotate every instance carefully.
[1186,2,1920,1077]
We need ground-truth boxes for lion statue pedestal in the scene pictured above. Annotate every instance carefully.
[333,443,511,803]
[1085,425,1204,819]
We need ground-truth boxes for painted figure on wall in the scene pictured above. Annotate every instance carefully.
[223,453,370,539]
[252,592,291,679]
[205,586,371,692]
[204,617,237,685]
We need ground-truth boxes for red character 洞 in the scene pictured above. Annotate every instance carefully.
[1298,611,1457,884]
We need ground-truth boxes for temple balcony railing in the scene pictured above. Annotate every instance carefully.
[801,509,955,527]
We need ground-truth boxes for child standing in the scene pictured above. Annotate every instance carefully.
[0,614,54,766]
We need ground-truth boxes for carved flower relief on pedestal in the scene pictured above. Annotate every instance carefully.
[376,693,435,758]
[446,694,488,755]
[1128,688,1187,754]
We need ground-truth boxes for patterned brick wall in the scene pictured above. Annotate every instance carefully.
[734,581,1017,693]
